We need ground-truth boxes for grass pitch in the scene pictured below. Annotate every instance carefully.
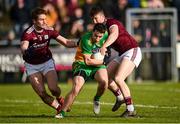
[0,82,180,123]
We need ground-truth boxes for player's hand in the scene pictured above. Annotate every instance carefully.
[24,46,35,58]
[100,46,107,55]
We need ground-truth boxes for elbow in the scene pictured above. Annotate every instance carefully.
[84,58,91,66]
[85,61,91,66]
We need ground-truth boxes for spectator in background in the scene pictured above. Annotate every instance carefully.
[70,7,84,38]
[132,19,143,82]
[145,1,166,80]
[148,0,164,8]
[128,0,140,8]
[10,0,31,39]
[0,2,4,18]
[140,0,148,8]
[25,0,40,11]
[0,4,4,40]
[82,0,94,31]
[132,20,143,46]
[151,20,171,80]
[141,0,164,8]
[43,3,58,27]
[150,35,164,80]
[97,0,115,18]
[56,0,70,36]
[67,0,79,17]
[40,0,56,7]
[171,0,180,41]
[1,0,16,13]
[112,0,130,26]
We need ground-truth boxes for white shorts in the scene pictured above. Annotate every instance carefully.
[25,59,56,76]
[114,47,142,67]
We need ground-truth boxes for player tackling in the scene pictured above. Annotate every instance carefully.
[90,6,142,117]
[20,7,78,117]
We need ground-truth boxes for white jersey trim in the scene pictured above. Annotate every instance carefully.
[26,26,34,34]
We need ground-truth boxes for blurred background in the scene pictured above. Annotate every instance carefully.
[0,0,180,83]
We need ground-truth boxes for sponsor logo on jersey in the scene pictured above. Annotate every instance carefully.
[44,35,49,39]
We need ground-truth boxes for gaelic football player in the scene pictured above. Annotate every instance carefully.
[56,23,108,118]
[90,6,142,117]
[20,7,78,117]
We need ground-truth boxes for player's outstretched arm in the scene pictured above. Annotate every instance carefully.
[56,35,78,48]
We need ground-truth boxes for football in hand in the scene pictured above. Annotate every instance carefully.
[92,52,104,60]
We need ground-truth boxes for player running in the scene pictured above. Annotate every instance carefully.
[90,6,142,117]
[56,23,108,118]
[20,7,78,117]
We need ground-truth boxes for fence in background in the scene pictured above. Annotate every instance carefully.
[126,8,178,82]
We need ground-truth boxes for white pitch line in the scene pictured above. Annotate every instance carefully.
[0,99,177,109]
[74,101,178,109]
[133,87,180,93]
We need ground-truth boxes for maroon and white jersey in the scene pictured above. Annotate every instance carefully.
[106,18,138,55]
[21,25,59,64]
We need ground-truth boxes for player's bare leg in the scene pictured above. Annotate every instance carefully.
[45,70,64,114]
[46,70,61,98]
[56,76,85,118]
[114,58,136,117]
[29,72,62,115]
[93,68,108,115]
[107,60,124,111]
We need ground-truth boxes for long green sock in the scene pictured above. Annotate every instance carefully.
[94,95,101,101]
[60,110,65,117]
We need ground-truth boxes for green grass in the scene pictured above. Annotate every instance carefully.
[0,82,180,123]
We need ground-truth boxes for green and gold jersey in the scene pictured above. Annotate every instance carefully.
[74,31,108,63]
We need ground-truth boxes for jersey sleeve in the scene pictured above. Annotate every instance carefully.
[106,19,117,29]
[81,35,92,55]
[21,31,31,42]
[49,28,59,39]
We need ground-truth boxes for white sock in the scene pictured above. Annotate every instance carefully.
[117,94,124,101]
[127,104,134,112]
[51,99,60,109]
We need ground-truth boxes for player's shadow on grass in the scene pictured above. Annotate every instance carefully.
[1,114,53,118]
[67,114,142,119]
[67,115,122,118]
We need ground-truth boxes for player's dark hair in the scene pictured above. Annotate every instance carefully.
[93,23,107,33]
[31,7,47,20]
[90,5,104,17]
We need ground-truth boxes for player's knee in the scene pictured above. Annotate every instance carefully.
[114,76,124,85]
